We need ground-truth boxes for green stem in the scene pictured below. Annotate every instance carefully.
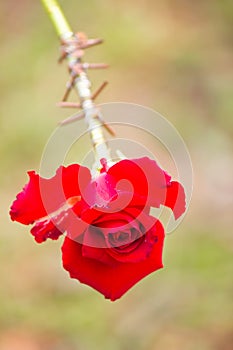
[41,0,72,38]
[40,0,111,169]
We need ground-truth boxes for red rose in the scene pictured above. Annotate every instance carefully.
[10,157,186,301]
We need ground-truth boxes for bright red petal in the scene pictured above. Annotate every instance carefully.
[10,164,91,226]
[38,165,91,217]
[107,157,186,219]
[62,220,164,301]
[107,157,169,206]
[10,171,47,225]
[107,158,149,204]
[165,181,186,219]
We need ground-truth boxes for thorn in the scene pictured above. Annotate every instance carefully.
[102,121,116,137]
[73,63,109,74]
[59,107,115,136]
[62,76,76,101]
[59,112,85,126]
[57,101,82,108]
[91,81,108,101]
[95,115,116,136]
[83,63,109,70]
[79,38,103,49]
[58,51,67,63]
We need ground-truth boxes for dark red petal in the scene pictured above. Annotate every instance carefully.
[106,217,160,263]
[82,227,115,266]
[81,204,140,226]
[10,164,91,226]
[165,181,186,219]
[94,210,136,228]
[30,205,74,243]
[31,219,63,243]
[107,236,147,263]
[62,220,164,301]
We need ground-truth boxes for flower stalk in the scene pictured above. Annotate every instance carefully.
[40,0,111,168]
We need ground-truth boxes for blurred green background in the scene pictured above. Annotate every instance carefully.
[0,0,232,349]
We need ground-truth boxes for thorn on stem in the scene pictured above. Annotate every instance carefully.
[59,112,85,126]
[73,63,109,74]
[95,115,116,136]
[62,76,76,101]
[91,81,108,101]
[79,38,103,49]
[58,51,67,63]
[57,101,82,108]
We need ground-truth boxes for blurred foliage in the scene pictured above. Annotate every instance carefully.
[0,0,232,349]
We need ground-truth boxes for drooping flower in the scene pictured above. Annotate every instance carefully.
[10,157,186,301]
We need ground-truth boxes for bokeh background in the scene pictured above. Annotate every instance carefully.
[0,0,232,349]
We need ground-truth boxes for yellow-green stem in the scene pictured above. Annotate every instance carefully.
[41,0,72,38]
[40,0,111,169]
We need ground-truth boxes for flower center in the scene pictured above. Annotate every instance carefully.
[108,227,142,250]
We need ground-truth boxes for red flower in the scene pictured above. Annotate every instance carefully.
[10,157,186,301]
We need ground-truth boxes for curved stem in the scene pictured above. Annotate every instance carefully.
[40,0,111,168]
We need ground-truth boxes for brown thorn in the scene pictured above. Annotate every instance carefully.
[95,115,116,137]
[72,63,109,74]
[79,38,103,49]
[57,101,82,108]
[59,112,85,126]
[59,107,115,136]
[61,39,103,53]
[102,121,116,137]
[91,81,108,101]
[58,51,67,63]
[62,76,76,102]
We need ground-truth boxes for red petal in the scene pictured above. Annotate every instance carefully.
[10,171,47,225]
[82,226,115,266]
[165,181,186,219]
[31,219,63,243]
[38,165,91,217]
[107,158,149,204]
[62,220,164,301]
[30,205,75,243]
[10,164,91,226]
[106,235,151,264]
[107,157,169,207]
[107,157,186,219]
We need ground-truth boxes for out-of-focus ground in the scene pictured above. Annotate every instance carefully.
[0,0,232,349]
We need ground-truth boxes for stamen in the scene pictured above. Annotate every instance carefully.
[66,196,81,206]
